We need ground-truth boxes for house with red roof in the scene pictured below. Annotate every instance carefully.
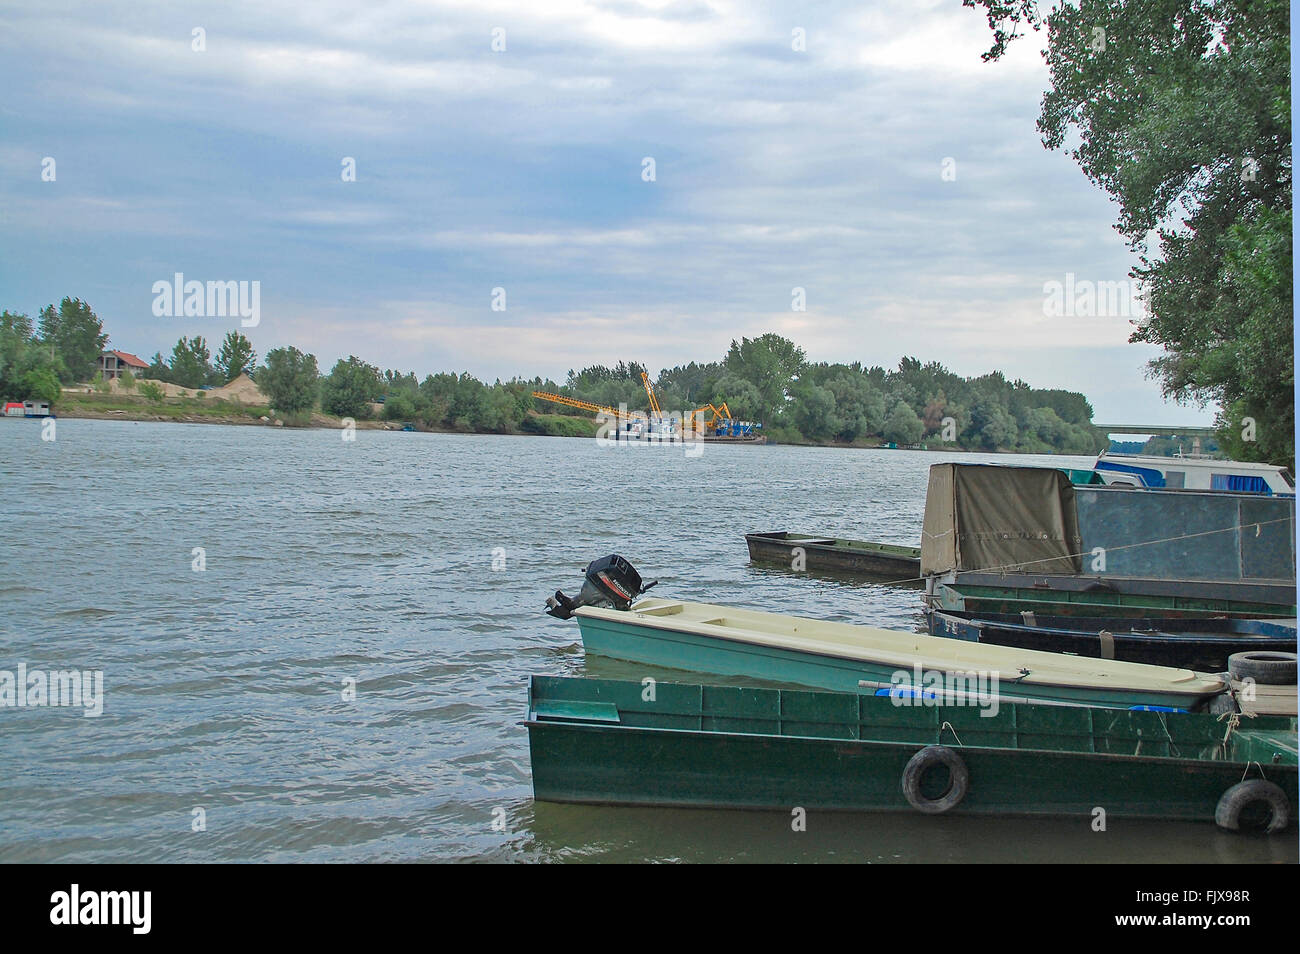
[97,350,150,380]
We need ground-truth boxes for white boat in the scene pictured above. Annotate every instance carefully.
[1093,451,1294,495]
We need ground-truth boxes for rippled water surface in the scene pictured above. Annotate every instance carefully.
[1,420,1293,863]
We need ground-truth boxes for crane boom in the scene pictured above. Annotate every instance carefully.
[640,371,662,418]
[531,391,623,416]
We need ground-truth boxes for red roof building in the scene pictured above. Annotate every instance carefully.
[97,350,150,379]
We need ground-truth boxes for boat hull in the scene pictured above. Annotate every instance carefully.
[745,532,921,581]
[573,604,1224,710]
[526,676,1298,824]
[929,573,1297,621]
[928,610,1298,672]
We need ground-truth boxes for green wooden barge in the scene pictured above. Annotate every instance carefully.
[526,675,1298,831]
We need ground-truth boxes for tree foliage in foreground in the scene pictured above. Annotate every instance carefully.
[965,0,1293,465]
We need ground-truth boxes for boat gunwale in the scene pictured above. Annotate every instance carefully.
[929,609,1299,644]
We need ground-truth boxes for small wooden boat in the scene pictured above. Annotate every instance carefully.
[526,675,1297,831]
[568,597,1227,710]
[745,532,921,580]
[928,609,1298,673]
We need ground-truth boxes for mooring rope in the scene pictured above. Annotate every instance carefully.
[938,721,964,746]
[1240,759,1266,783]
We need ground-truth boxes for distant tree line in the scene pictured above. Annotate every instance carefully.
[0,299,1202,458]
[556,334,1106,453]
[0,298,107,406]
[1,298,263,403]
[144,331,258,388]
[243,333,1108,451]
[1110,437,1222,457]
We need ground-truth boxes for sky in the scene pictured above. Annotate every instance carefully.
[0,0,1214,426]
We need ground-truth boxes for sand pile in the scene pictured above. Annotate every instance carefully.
[101,372,268,403]
[207,373,267,405]
[109,377,190,397]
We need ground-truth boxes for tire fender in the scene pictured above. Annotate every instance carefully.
[1215,779,1290,834]
[901,745,970,815]
[1227,651,1297,686]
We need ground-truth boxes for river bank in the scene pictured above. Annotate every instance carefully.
[44,391,1104,454]
[52,392,428,432]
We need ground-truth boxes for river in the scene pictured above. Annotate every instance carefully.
[0,418,1293,862]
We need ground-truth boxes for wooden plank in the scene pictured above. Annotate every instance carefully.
[1231,679,1298,717]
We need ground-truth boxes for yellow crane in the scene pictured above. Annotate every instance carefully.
[686,402,733,435]
[640,372,662,419]
[531,391,623,417]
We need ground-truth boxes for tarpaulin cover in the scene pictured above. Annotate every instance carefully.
[921,464,1082,575]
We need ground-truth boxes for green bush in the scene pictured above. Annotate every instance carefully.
[21,367,62,406]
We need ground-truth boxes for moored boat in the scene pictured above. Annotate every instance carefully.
[930,572,1298,620]
[744,532,921,581]
[525,675,1297,831]
[543,556,1228,711]
[920,462,1297,620]
[1092,450,1295,495]
[928,609,1298,673]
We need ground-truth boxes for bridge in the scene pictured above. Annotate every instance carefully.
[1094,424,1218,438]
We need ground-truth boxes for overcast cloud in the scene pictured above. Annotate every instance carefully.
[0,0,1208,425]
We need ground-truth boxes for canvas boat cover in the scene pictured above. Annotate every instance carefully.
[921,463,1082,575]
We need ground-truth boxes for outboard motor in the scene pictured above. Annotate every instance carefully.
[545,554,657,620]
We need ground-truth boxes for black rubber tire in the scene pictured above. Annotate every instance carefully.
[1215,779,1290,834]
[1227,651,1297,686]
[901,745,969,815]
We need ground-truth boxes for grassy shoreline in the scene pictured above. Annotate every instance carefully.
[50,392,609,437]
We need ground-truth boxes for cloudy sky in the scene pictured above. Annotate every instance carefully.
[0,0,1209,425]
